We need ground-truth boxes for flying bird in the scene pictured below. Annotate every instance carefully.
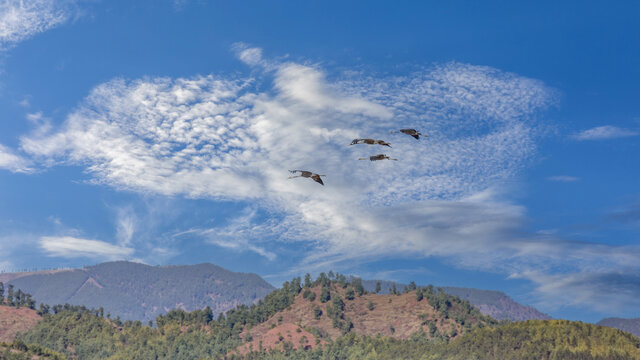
[358,154,398,161]
[288,170,326,185]
[390,129,423,140]
[350,138,391,147]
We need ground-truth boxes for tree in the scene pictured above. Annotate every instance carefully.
[367,300,375,311]
[15,289,22,308]
[334,274,345,288]
[320,286,330,303]
[391,284,397,295]
[7,284,14,306]
[416,289,424,302]
[375,281,381,294]
[345,287,355,300]
[304,273,312,288]
[352,278,364,296]
[408,281,417,291]
[0,281,4,302]
[313,306,322,319]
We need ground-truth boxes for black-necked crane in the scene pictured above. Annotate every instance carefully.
[390,129,423,140]
[350,138,391,147]
[358,154,398,161]
[288,170,326,185]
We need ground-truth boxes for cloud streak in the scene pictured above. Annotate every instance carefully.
[572,125,638,141]
[39,236,134,260]
[547,175,579,182]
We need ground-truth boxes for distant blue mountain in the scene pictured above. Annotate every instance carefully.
[597,318,640,338]
[2,261,274,322]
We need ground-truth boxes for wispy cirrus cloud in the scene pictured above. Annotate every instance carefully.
[177,207,278,261]
[0,0,76,50]
[572,125,638,141]
[19,46,640,312]
[547,175,579,182]
[39,236,134,260]
[519,271,640,314]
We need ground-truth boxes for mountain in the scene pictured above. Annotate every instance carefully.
[362,279,551,321]
[441,286,551,321]
[16,274,640,360]
[18,274,497,359]
[597,317,640,338]
[2,261,274,322]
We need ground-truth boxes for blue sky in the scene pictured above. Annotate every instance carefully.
[0,0,638,323]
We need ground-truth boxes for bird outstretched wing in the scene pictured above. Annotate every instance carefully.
[311,174,325,185]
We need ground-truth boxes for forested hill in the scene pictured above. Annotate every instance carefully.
[597,318,640,338]
[13,273,640,360]
[361,279,551,321]
[3,261,274,322]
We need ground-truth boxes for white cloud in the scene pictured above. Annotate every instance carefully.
[547,175,579,182]
[0,143,31,173]
[178,207,278,261]
[572,125,638,141]
[39,236,134,260]
[115,207,136,247]
[0,0,75,50]
[21,48,640,311]
[519,271,640,314]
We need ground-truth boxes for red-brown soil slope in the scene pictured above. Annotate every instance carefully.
[237,284,492,353]
[0,306,42,342]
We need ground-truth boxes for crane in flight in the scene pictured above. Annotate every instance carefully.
[288,170,326,185]
[350,138,391,147]
[390,129,423,140]
[358,154,397,161]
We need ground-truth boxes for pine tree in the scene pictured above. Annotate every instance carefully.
[375,281,381,294]
[7,284,14,306]
[352,278,364,296]
[345,287,355,300]
[320,286,330,303]
[304,273,312,288]
[0,281,4,303]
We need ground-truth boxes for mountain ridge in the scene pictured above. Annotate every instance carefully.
[597,317,640,338]
[3,261,275,322]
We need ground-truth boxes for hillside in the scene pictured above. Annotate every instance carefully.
[362,279,551,321]
[237,282,495,354]
[4,262,274,322]
[0,307,41,343]
[597,317,640,338]
[427,320,640,360]
[0,341,65,360]
[15,273,640,360]
[17,273,495,359]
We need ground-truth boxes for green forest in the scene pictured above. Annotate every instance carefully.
[6,274,640,360]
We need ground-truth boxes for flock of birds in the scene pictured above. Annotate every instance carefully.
[288,128,424,186]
